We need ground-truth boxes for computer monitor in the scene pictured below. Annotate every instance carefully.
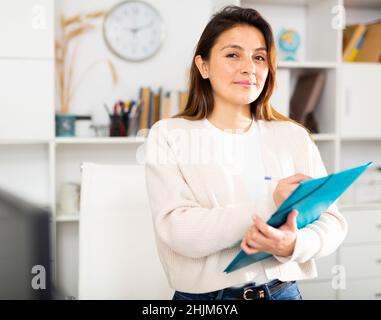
[0,188,52,299]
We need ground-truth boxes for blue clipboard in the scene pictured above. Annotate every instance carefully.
[224,161,373,273]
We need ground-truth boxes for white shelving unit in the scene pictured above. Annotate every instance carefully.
[234,0,381,300]
[1,0,380,299]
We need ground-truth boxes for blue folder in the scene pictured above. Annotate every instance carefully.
[224,161,373,273]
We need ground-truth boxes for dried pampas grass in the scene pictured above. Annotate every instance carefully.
[56,9,118,113]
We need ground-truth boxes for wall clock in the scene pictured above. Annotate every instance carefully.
[103,1,164,61]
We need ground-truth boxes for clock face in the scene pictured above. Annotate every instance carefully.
[103,0,164,61]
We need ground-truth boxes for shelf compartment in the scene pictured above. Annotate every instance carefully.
[241,0,339,63]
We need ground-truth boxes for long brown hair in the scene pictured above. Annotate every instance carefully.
[173,6,308,132]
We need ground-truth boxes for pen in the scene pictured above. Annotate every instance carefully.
[264,176,282,181]
[103,103,112,117]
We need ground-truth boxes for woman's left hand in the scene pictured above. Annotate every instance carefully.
[240,210,299,257]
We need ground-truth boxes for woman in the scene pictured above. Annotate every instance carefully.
[144,6,347,300]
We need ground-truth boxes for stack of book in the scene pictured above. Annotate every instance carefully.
[138,87,188,133]
[343,20,381,63]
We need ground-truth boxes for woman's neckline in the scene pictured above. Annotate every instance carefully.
[203,116,256,136]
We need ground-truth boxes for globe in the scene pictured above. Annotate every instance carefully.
[278,29,301,61]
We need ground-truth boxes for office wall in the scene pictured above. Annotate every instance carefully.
[55,0,214,125]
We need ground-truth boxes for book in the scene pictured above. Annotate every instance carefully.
[160,92,171,119]
[147,90,153,129]
[343,24,358,51]
[138,87,151,130]
[289,72,325,133]
[224,161,373,273]
[152,88,162,127]
[355,20,381,63]
[343,24,367,62]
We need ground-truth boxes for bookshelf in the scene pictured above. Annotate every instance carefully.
[216,0,381,300]
[338,0,381,300]
[0,0,380,299]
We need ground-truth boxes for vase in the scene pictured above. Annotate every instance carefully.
[56,113,76,137]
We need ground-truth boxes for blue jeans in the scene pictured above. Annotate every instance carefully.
[172,280,302,300]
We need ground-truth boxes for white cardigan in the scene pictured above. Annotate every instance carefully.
[144,117,347,293]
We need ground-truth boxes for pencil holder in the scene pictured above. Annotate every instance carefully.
[109,115,127,137]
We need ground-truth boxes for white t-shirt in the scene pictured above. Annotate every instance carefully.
[203,117,274,286]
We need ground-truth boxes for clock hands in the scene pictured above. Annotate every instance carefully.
[123,21,154,34]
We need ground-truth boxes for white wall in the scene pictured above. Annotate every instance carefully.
[55,0,214,125]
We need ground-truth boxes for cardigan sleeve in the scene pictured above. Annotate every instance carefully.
[144,121,277,259]
[274,129,348,264]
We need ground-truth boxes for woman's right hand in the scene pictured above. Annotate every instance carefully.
[273,173,312,208]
